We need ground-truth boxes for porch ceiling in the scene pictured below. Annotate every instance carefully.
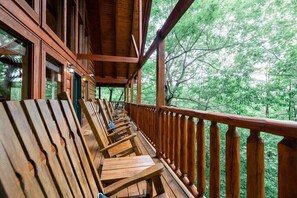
[85,0,151,87]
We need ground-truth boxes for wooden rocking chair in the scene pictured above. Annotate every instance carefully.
[79,98,142,157]
[0,95,167,197]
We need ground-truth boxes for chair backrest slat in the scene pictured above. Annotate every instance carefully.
[103,99,114,121]
[0,102,45,197]
[98,99,111,127]
[60,99,103,194]
[5,101,60,197]
[48,99,93,197]
[80,99,110,149]
[0,141,25,197]
[22,100,73,197]
[36,99,84,197]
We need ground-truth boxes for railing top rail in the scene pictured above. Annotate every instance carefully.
[161,106,297,138]
[125,102,156,109]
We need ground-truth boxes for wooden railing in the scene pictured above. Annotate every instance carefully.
[126,103,297,198]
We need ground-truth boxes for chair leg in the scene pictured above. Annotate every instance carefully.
[146,179,153,198]
[131,138,142,156]
[153,175,165,196]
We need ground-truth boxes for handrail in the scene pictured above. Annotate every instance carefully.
[126,103,297,197]
[161,106,297,138]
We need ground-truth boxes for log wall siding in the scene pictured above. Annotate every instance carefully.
[0,0,96,99]
[126,103,297,198]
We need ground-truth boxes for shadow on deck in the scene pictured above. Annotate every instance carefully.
[83,124,193,198]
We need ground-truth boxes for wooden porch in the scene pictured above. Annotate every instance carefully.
[84,123,193,198]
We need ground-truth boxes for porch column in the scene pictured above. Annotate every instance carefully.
[137,69,142,104]
[98,86,101,99]
[156,32,165,157]
[130,78,134,103]
[125,83,129,102]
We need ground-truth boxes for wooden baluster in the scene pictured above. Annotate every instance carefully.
[159,110,164,155]
[180,115,188,179]
[153,109,156,145]
[210,122,220,198]
[278,137,297,198]
[226,125,240,198]
[163,111,167,158]
[188,117,196,194]
[154,108,157,145]
[170,112,175,167]
[156,109,162,156]
[175,113,181,173]
[146,108,153,141]
[197,119,205,197]
[167,112,171,162]
[247,130,264,198]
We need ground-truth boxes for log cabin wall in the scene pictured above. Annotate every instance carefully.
[0,0,96,100]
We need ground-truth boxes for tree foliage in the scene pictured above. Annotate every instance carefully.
[142,0,297,196]
[143,0,297,120]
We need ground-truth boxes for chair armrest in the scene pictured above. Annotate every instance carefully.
[113,118,128,124]
[107,122,130,132]
[107,126,131,137]
[100,134,137,152]
[104,164,164,196]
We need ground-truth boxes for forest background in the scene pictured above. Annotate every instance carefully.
[99,0,297,196]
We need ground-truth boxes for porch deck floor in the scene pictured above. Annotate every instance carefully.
[83,124,193,198]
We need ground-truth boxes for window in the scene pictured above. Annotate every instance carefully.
[66,0,76,52]
[0,28,30,101]
[46,0,64,40]
[78,18,84,54]
[45,57,62,99]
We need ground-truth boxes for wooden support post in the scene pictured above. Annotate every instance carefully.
[126,83,130,103]
[98,86,101,99]
[155,34,165,158]
[137,69,142,104]
[130,79,134,103]
[124,87,127,102]
[136,70,141,130]
[226,125,240,198]
[247,130,265,198]
[278,137,297,198]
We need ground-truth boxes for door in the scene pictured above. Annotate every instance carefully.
[73,73,82,124]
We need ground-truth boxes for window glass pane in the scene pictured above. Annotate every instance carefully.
[45,58,62,99]
[46,0,64,40]
[25,0,34,8]
[0,28,30,101]
[67,0,76,52]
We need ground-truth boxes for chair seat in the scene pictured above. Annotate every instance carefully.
[101,155,155,183]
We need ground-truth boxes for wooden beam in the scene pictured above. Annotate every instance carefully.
[141,0,152,57]
[138,0,143,59]
[77,54,139,63]
[141,0,194,66]
[113,1,118,78]
[95,76,128,84]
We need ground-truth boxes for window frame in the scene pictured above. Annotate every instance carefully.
[41,42,67,99]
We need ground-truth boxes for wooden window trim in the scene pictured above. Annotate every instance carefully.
[41,0,66,46]
[13,0,40,24]
[41,42,67,99]
[0,8,41,99]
